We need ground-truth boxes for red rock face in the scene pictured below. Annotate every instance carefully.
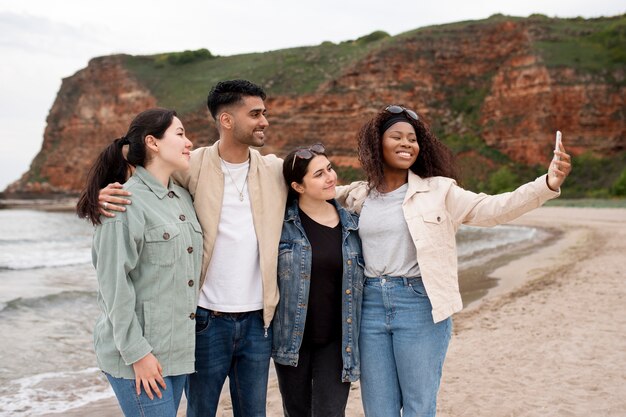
[481,56,625,164]
[7,56,157,193]
[7,20,625,194]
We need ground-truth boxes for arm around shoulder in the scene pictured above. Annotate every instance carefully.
[336,181,368,212]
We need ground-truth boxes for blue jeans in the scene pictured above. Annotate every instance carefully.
[359,277,452,417]
[105,372,186,417]
[185,307,272,417]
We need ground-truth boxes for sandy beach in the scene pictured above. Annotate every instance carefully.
[52,206,626,417]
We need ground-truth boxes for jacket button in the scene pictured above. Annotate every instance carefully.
[168,191,175,198]
[189,312,196,320]
[345,346,352,353]
[187,247,193,253]
[345,289,351,295]
[346,317,352,324]
[437,216,441,222]
[188,280,194,287]
[179,214,186,221]
[163,232,170,240]
[347,260,352,265]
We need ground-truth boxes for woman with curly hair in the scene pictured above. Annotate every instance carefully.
[336,105,572,417]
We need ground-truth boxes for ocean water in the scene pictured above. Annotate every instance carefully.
[0,208,542,415]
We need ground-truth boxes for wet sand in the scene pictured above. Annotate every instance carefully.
[56,206,626,416]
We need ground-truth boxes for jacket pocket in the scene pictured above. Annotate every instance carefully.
[422,210,454,249]
[144,224,182,266]
[277,242,294,280]
[142,300,160,352]
[190,221,203,236]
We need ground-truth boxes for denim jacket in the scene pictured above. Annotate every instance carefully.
[272,199,364,382]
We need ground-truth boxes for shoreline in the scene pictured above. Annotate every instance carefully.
[22,206,626,416]
[0,198,77,212]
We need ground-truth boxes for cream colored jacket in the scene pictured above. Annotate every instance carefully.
[335,172,559,323]
[174,142,287,327]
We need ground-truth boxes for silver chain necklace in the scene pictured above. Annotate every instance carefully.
[221,158,249,202]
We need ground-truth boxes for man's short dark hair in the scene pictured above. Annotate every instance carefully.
[206,80,267,120]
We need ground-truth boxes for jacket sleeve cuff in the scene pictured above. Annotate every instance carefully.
[537,174,561,199]
[120,339,153,366]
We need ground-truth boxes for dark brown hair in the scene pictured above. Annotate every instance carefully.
[206,79,266,120]
[283,144,328,204]
[357,106,458,191]
[76,108,177,225]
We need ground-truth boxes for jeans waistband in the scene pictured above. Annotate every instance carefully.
[365,276,421,285]
[197,306,260,319]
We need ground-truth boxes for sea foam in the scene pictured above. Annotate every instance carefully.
[0,368,114,415]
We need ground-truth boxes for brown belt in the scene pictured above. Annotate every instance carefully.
[197,306,258,319]
[211,310,247,318]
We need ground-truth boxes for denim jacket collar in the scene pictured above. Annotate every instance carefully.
[284,198,358,231]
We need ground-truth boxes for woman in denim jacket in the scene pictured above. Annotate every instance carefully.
[272,144,364,417]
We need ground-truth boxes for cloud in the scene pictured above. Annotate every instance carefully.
[0,11,110,58]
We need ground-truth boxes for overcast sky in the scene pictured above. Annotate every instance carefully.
[0,0,624,191]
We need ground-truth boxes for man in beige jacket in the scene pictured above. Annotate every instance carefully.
[100,80,286,417]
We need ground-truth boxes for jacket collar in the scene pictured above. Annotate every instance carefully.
[403,170,430,203]
[285,198,358,231]
[133,166,178,200]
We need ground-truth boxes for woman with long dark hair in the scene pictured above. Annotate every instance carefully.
[77,108,202,417]
[337,105,572,417]
[272,144,364,417]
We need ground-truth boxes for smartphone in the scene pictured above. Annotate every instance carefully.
[551,131,562,177]
[554,131,562,161]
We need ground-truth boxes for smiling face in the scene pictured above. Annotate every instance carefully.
[152,116,193,172]
[381,121,419,172]
[292,155,337,203]
[226,95,269,148]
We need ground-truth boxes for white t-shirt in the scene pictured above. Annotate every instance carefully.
[197,159,264,312]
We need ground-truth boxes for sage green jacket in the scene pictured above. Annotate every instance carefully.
[92,166,203,379]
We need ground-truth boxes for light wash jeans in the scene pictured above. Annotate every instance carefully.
[105,372,186,417]
[185,307,272,417]
[359,277,452,417]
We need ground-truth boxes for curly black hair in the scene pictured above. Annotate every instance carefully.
[357,106,458,191]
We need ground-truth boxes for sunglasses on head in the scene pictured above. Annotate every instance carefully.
[291,143,326,170]
[384,105,419,121]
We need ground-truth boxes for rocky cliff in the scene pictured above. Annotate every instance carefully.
[6,15,625,194]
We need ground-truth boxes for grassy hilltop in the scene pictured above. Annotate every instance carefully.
[123,14,626,198]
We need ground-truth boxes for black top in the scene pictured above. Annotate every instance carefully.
[299,208,343,345]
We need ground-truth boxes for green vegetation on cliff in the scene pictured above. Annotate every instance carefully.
[531,14,626,75]
[123,33,389,114]
[120,16,624,199]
